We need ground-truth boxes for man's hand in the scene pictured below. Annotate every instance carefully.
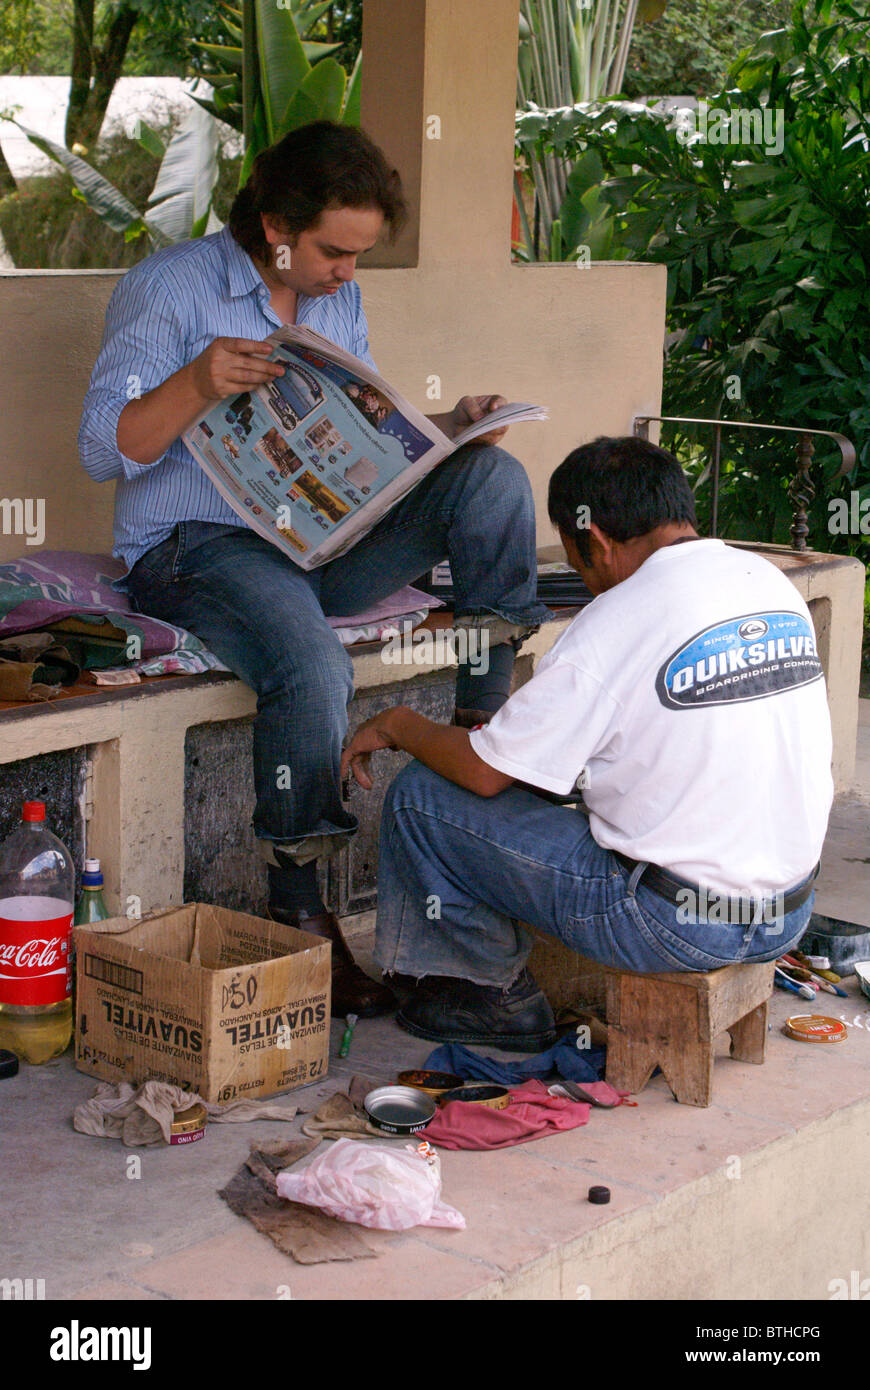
[447,394,509,446]
[341,713,399,790]
[340,704,514,798]
[188,338,286,401]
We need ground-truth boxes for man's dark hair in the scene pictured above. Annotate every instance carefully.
[228,120,406,262]
[548,436,697,564]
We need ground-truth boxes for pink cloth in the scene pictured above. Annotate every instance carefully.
[325,585,443,629]
[423,1079,603,1151]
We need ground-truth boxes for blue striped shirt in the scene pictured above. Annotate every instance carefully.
[79,226,376,572]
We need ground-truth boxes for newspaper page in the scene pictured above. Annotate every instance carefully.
[183,324,547,570]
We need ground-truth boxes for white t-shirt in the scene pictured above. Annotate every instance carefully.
[469,540,833,896]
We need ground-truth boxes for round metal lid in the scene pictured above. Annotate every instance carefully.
[364,1084,436,1132]
[784,1014,848,1043]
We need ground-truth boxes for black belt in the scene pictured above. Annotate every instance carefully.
[613,852,818,919]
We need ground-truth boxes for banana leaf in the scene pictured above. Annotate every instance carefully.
[191,40,244,71]
[15,124,143,234]
[341,51,362,126]
[146,104,220,243]
[278,58,347,136]
[238,94,269,185]
[134,122,166,160]
[255,0,311,143]
[302,40,342,61]
[293,0,334,26]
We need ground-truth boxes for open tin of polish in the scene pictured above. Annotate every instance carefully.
[440,1084,510,1110]
[396,1069,464,1098]
[170,1102,207,1145]
[364,1085,436,1135]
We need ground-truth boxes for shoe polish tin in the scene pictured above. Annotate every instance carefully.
[396,1069,464,1099]
[441,1084,510,1110]
[170,1102,208,1145]
[364,1085,436,1135]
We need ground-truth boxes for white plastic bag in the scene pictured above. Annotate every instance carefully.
[276,1137,466,1231]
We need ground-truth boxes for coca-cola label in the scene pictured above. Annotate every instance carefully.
[0,911,73,1005]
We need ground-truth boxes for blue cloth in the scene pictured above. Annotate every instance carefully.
[374,761,815,983]
[424,1040,606,1085]
[78,226,376,574]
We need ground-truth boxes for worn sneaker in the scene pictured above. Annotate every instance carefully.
[396,968,556,1052]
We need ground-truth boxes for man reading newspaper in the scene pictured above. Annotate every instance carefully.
[79,121,549,1017]
[342,438,832,1050]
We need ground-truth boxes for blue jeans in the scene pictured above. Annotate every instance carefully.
[375,762,815,983]
[125,444,550,865]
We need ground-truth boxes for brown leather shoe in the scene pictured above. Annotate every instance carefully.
[267,906,396,1018]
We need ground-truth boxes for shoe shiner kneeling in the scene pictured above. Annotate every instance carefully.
[340,436,833,1053]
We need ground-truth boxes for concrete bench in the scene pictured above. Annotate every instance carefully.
[0,612,572,920]
[2,537,863,928]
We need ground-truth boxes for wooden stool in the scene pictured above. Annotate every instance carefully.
[603,960,775,1107]
[527,930,775,1107]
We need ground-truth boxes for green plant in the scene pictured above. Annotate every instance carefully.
[15,100,222,247]
[65,1,227,147]
[621,0,793,98]
[0,123,241,268]
[516,0,870,558]
[515,0,667,259]
[190,0,360,185]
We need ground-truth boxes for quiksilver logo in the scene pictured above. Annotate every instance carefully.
[49,1321,151,1371]
[656,611,824,709]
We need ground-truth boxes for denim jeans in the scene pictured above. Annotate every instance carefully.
[125,444,550,865]
[375,761,815,984]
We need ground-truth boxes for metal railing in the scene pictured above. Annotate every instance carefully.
[633,416,856,552]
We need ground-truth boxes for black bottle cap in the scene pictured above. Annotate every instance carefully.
[0,1050,20,1079]
[588,1185,611,1204]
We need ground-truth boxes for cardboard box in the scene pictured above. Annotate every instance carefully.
[74,903,331,1103]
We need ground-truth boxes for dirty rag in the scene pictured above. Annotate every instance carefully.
[422,1078,602,1150]
[73,1079,299,1147]
[424,1037,606,1086]
[220,1137,385,1263]
[300,1075,390,1141]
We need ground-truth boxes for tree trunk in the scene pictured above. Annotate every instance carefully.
[66,2,138,149]
[65,0,95,147]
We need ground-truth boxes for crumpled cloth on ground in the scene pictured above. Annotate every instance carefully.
[300,1074,387,1140]
[276,1136,466,1231]
[73,1079,299,1147]
[422,1078,609,1151]
[424,1036,606,1086]
[220,1137,386,1263]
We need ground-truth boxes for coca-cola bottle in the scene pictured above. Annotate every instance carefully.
[0,801,75,1064]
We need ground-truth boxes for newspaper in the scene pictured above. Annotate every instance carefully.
[182,324,548,570]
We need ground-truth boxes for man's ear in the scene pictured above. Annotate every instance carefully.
[557,525,581,569]
[587,522,612,564]
[260,214,295,248]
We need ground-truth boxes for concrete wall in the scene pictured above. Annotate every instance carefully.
[0,0,666,564]
[0,259,665,564]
